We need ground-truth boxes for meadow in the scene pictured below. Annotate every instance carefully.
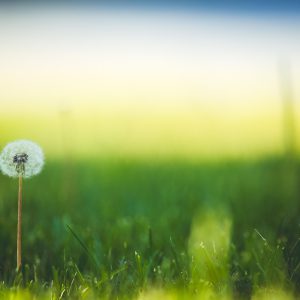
[0,3,299,299]
[0,156,299,299]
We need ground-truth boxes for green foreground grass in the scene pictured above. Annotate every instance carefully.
[0,157,299,299]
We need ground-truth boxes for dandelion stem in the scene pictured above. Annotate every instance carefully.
[17,174,22,272]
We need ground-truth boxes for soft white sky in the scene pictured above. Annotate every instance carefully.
[0,7,300,158]
[0,7,299,113]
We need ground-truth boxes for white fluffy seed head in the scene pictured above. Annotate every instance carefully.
[0,140,44,178]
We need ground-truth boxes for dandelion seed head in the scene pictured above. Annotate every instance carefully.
[0,140,44,178]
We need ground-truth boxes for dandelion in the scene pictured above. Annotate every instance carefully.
[0,140,44,271]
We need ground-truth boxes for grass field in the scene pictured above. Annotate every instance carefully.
[1,4,299,299]
[0,156,299,299]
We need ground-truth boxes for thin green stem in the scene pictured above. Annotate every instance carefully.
[17,175,22,272]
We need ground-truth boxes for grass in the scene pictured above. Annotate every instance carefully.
[0,157,299,299]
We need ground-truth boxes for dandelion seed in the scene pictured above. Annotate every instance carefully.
[0,140,44,178]
[0,140,44,271]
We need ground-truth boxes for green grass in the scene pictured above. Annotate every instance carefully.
[0,157,299,299]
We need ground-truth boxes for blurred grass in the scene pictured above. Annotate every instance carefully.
[0,157,299,299]
[0,104,290,160]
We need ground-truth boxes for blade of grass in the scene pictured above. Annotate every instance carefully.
[66,224,100,272]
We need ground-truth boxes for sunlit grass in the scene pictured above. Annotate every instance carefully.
[188,210,232,295]
[0,103,293,160]
[0,158,299,299]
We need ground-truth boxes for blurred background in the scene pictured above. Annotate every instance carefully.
[1,1,300,160]
[1,1,300,298]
